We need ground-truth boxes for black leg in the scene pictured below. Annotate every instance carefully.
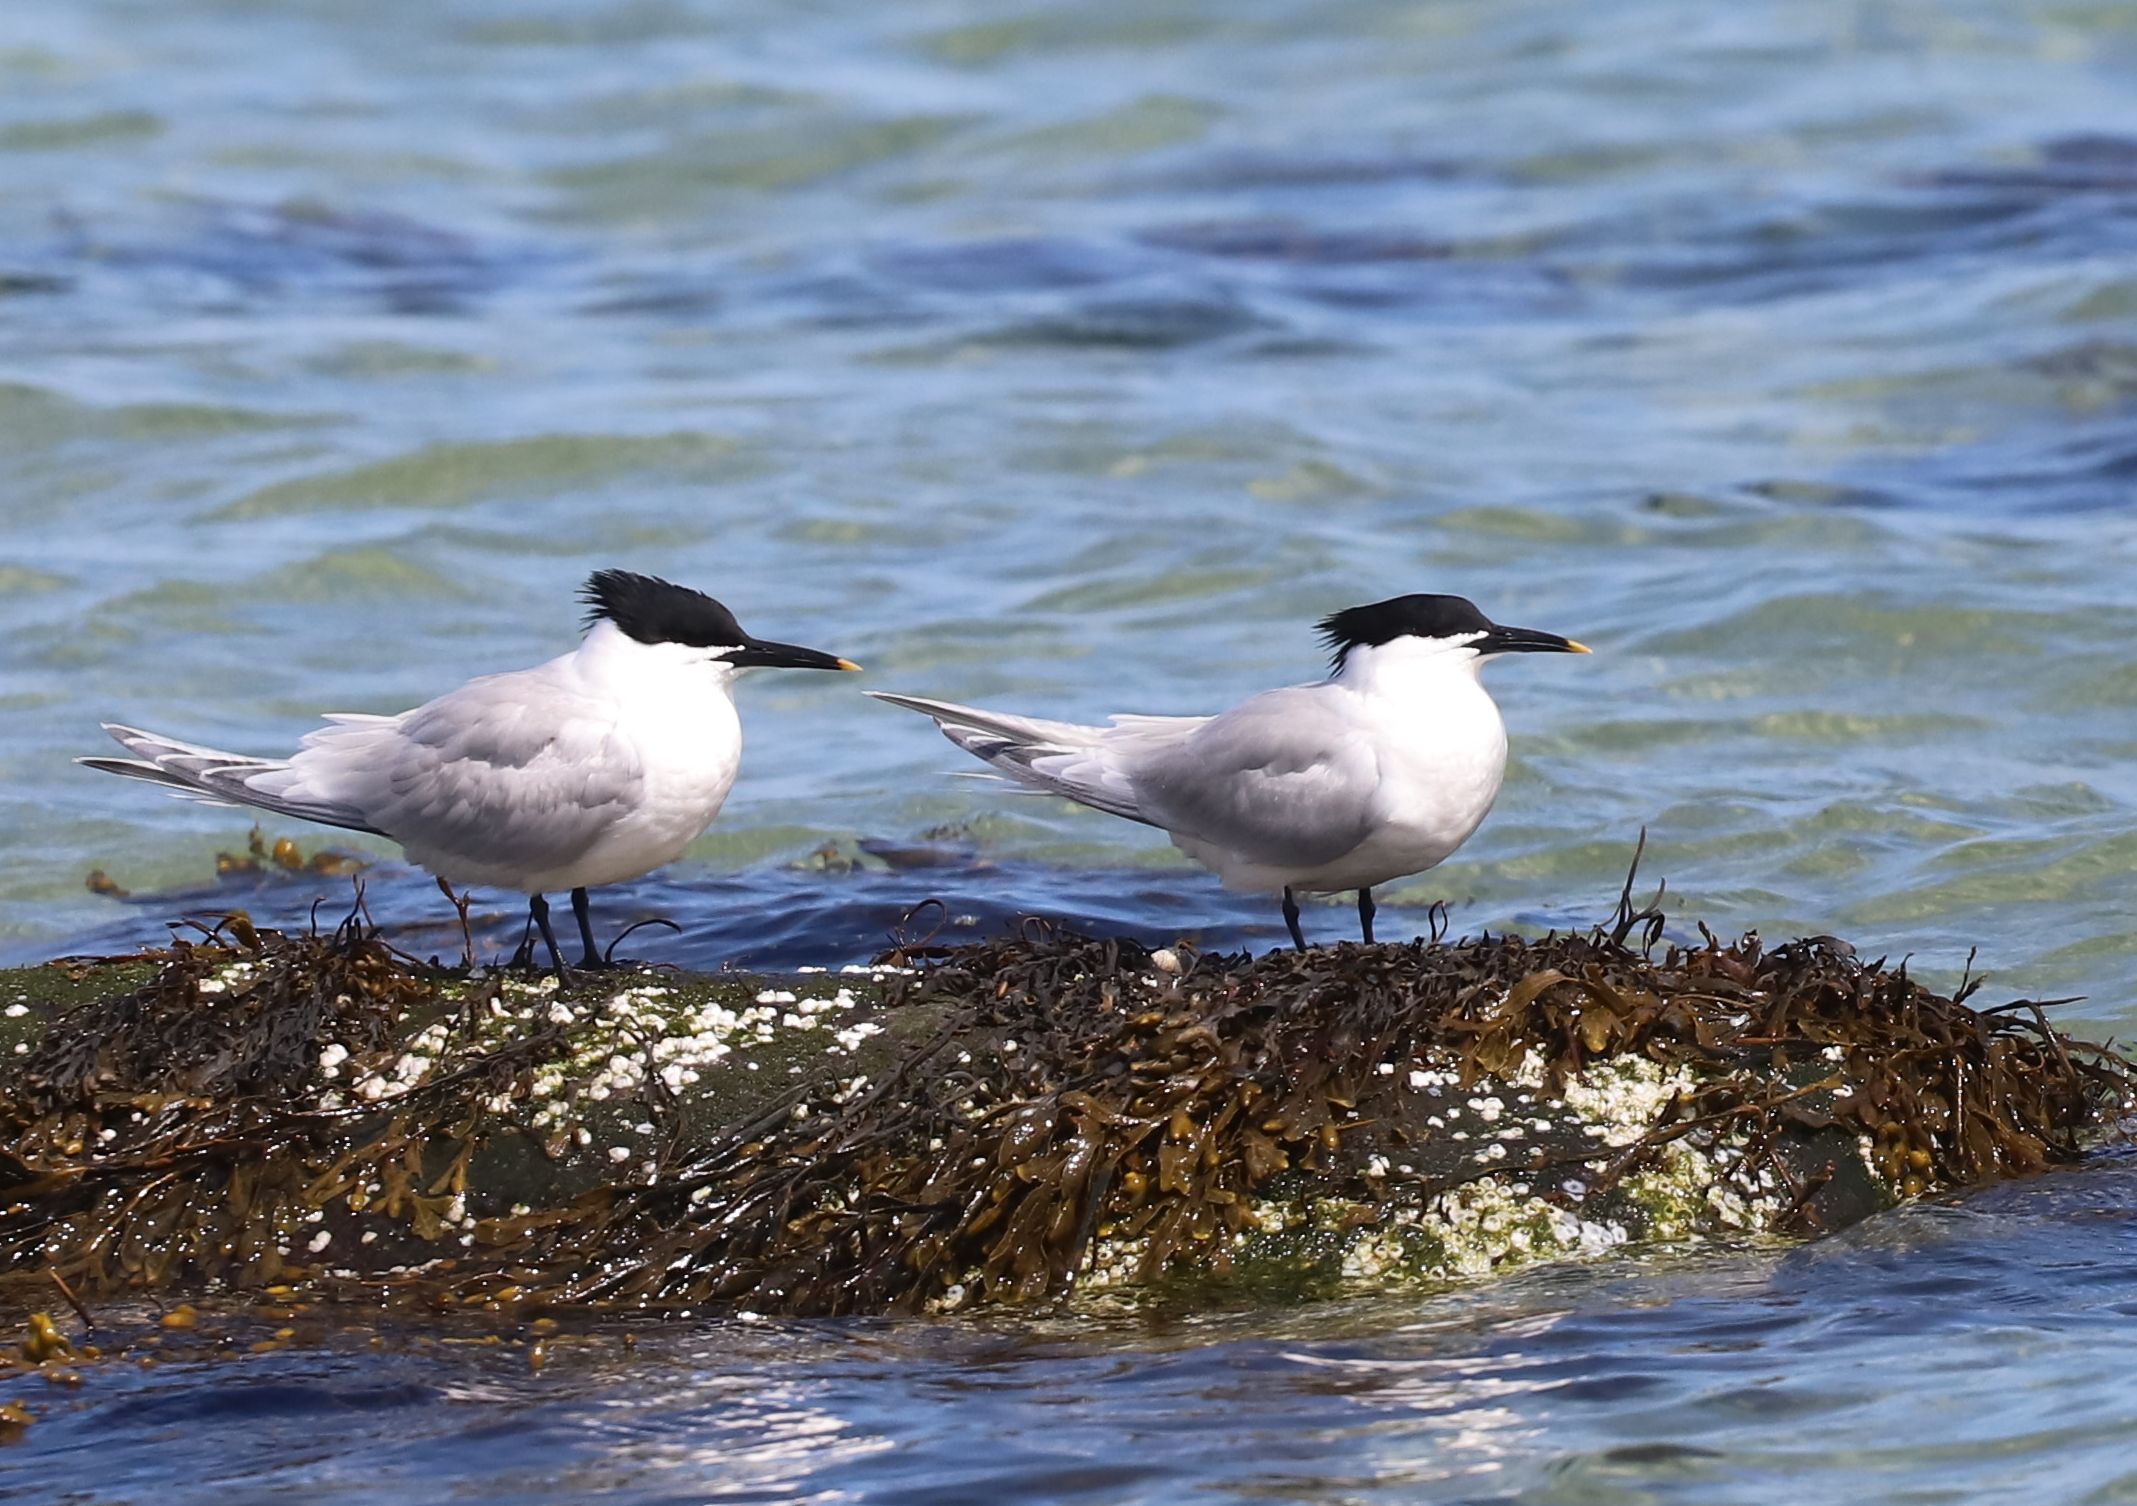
[508,907,537,969]
[571,887,602,969]
[1358,887,1376,946]
[1282,886,1307,951]
[527,893,567,973]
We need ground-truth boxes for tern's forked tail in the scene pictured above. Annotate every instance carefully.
[866,691,1157,827]
[80,723,385,837]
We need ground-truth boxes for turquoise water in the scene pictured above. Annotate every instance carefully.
[5,0,2137,1498]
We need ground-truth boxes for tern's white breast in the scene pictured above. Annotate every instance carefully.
[528,634,744,893]
[1318,677,1506,891]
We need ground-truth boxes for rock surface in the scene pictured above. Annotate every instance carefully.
[0,907,2127,1317]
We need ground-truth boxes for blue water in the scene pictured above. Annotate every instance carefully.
[17,1161,2137,1504]
[4,0,2137,1498]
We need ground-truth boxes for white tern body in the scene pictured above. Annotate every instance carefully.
[84,571,856,968]
[872,594,1586,947]
[92,623,744,893]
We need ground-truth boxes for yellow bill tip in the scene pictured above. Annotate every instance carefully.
[835,658,864,673]
[1565,639,1593,655]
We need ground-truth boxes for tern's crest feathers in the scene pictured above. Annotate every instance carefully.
[580,570,747,649]
[1317,594,1492,669]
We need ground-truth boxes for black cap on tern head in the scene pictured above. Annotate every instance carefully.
[583,570,748,649]
[580,570,860,671]
[1318,593,1590,670]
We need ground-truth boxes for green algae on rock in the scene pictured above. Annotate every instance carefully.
[0,901,2127,1318]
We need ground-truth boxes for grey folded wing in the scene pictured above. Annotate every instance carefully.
[1127,689,1379,869]
[288,674,644,875]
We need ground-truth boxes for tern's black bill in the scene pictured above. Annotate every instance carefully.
[727,639,862,672]
[1478,625,1591,655]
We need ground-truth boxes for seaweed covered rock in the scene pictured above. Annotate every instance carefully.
[0,904,2127,1318]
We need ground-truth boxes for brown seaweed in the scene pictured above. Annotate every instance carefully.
[0,876,2128,1319]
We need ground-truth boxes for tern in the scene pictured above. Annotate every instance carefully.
[81,570,858,970]
[871,594,1588,949]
